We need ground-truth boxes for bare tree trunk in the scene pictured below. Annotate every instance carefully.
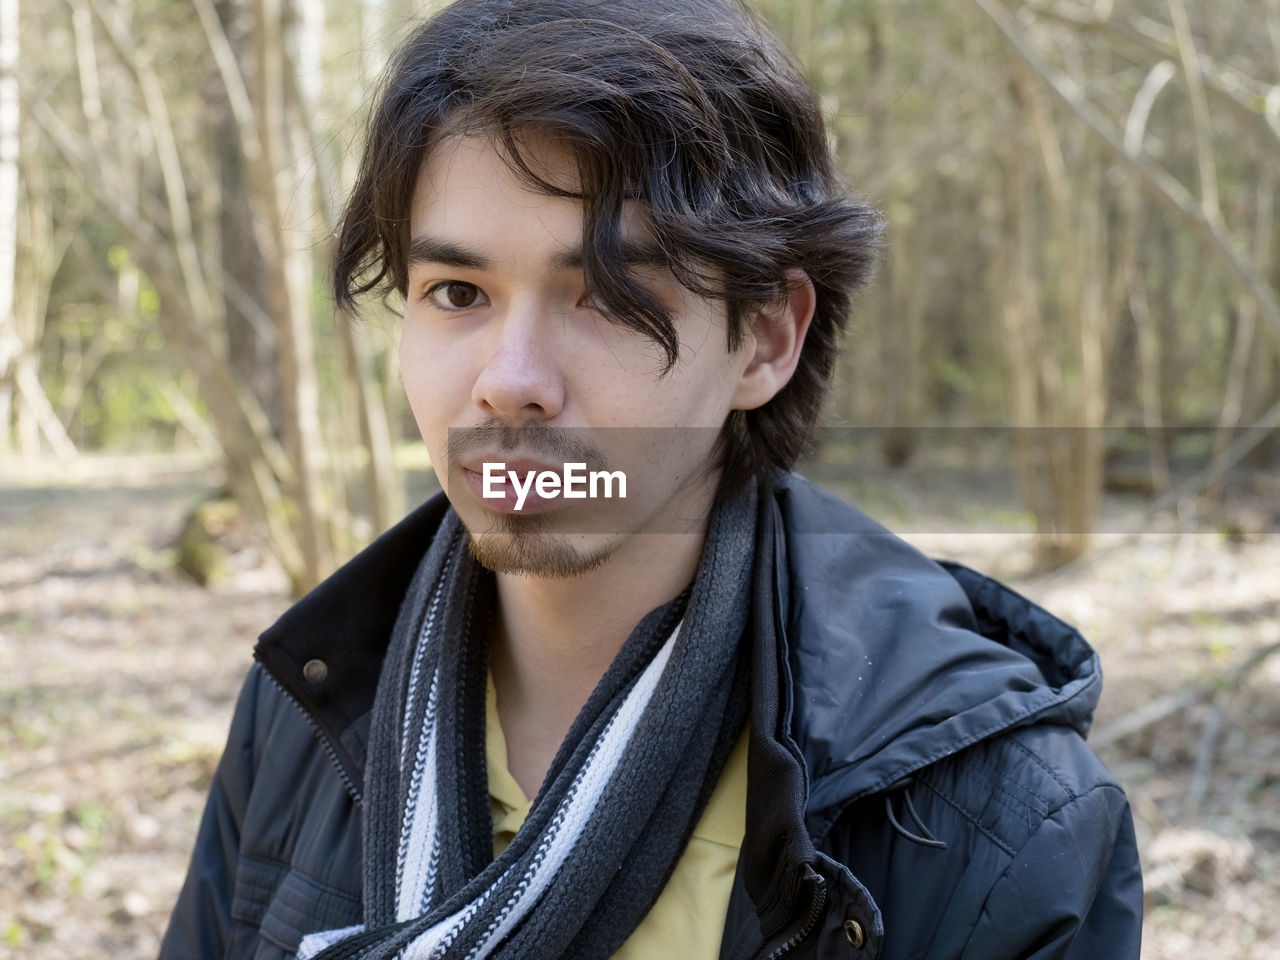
[0,0,71,462]
[338,316,400,535]
[213,0,278,437]
[998,77,1049,532]
[866,7,915,468]
[1128,257,1172,493]
[251,0,330,591]
[0,0,17,453]
[304,0,402,539]
[1071,143,1107,562]
[11,161,77,463]
[1209,165,1275,497]
[1121,59,1175,493]
[1003,63,1109,570]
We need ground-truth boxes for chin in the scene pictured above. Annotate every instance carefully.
[464,526,620,579]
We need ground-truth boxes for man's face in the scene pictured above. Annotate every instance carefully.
[402,134,757,576]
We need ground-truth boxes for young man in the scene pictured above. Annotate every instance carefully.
[160,1,1143,958]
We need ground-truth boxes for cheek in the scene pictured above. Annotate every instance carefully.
[400,318,468,394]
[398,313,425,371]
[398,322,465,445]
[399,331,459,492]
[396,328,416,391]
[641,359,742,429]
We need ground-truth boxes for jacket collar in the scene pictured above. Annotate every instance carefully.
[254,475,1105,958]
[253,492,451,795]
[255,476,1104,782]
[253,484,837,955]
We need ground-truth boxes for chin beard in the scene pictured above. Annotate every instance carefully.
[463,517,617,578]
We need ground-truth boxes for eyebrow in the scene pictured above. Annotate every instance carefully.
[548,241,668,271]
[407,236,491,270]
[407,234,669,273]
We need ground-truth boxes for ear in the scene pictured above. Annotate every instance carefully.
[731,269,816,411]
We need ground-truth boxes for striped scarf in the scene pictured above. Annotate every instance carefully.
[299,481,757,960]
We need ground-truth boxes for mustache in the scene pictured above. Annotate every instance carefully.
[446,419,611,472]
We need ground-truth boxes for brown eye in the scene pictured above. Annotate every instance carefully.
[445,282,477,307]
[425,281,487,311]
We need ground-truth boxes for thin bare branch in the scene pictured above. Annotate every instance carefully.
[19,47,307,500]
[1164,0,1218,218]
[1125,60,1175,157]
[15,359,76,462]
[1094,639,1280,747]
[1025,0,1280,150]
[190,0,261,170]
[76,0,214,329]
[1187,698,1224,810]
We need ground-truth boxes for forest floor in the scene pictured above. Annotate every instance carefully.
[1,455,1278,959]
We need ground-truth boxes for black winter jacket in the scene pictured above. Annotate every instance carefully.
[159,475,1144,960]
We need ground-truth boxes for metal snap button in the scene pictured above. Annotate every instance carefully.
[842,918,865,949]
[303,658,328,684]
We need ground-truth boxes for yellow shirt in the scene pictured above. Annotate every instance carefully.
[485,673,749,958]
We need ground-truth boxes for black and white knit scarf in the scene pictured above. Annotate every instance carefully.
[298,482,757,960]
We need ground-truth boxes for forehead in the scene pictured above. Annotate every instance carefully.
[411,135,580,245]
[408,134,655,263]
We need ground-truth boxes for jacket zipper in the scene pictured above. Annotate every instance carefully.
[258,665,364,805]
[763,880,827,960]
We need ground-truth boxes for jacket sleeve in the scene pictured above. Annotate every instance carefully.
[158,665,265,960]
[959,783,1144,960]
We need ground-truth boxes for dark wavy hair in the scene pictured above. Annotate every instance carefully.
[333,0,883,491]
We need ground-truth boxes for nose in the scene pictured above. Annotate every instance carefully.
[470,302,565,424]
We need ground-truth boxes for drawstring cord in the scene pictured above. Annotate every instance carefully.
[883,780,948,850]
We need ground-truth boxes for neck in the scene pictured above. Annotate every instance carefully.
[488,509,717,799]
[490,526,705,714]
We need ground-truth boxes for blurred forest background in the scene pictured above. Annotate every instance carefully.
[1,0,1278,957]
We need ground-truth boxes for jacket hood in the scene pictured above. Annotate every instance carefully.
[771,476,1105,839]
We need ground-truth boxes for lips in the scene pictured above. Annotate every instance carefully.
[457,454,566,514]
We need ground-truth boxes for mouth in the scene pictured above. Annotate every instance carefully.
[457,454,570,515]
